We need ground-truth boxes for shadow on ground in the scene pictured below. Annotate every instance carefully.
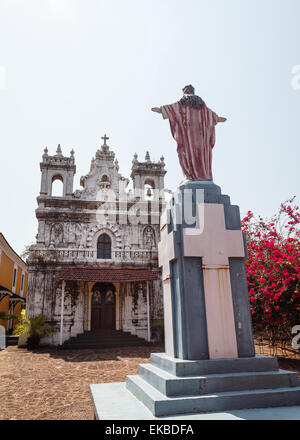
[277,357,300,374]
[4,346,300,372]
[18,344,165,363]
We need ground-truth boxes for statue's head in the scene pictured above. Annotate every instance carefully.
[179,85,205,109]
[182,85,195,95]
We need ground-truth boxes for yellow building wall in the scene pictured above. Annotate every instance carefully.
[15,267,22,295]
[0,252,14,330]
[0,239,28,331]
[0,252,15,290]
[0,296,10,330]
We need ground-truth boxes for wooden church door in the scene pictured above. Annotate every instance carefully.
[91,283,116,331]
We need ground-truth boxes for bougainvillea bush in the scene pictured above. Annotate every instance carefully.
[241,197,300,351]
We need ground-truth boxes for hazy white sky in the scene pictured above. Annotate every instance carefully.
[0,0,299,255]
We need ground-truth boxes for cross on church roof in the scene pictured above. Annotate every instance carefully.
[101,134,109,146]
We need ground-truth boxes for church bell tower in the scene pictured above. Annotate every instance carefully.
[39,144,76,197]
[131,151,166,201]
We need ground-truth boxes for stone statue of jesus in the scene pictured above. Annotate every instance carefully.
[152,85,227,181]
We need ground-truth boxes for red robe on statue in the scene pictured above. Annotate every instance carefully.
[161,102,218,181]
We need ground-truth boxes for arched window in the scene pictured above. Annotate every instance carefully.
[144,179,155,201]
[51,175,63,197]
[97,233,111,259]
[144,184,153,200]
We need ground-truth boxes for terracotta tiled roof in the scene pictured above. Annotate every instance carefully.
[58,266,158,282]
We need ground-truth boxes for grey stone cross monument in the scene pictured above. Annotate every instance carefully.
[125,182,300,417]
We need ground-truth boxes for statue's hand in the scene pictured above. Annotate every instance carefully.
[151,107,162,114]
[217,116,227,123]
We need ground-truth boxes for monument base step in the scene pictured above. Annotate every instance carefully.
[126,374,300,417]
[90,382,300,420]
[138,362,299,396]
[150,353,279,376]
[122,353,300,417]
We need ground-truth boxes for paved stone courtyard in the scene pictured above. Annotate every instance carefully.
[0,345,299,420]
[0,345,163,420]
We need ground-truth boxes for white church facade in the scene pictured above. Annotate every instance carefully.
[26,136,166,345]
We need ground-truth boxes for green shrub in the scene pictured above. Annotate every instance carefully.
[13,313,56,349]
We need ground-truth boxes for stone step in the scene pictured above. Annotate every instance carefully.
[138,363,300,397]
[64,335,140,341]
[65,336,139,342]
[150,353,279,376]
[83,331,132,336]
[126,374,300,417]
[62,329,151,349]
[65,339,140,344]
[63,340,151,349]
[5,336,19,346]
[64,341,147,347]
[64,335,141,343]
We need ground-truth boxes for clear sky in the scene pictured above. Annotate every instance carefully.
[0,0,299,255]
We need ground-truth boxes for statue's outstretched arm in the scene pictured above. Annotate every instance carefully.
[151,107,162,114]
[152,106,169,119]
[208,108,227,124]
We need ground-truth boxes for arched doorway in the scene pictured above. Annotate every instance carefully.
[91,282,116,331]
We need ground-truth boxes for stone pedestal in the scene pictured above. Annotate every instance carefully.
[125,182,300,416]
